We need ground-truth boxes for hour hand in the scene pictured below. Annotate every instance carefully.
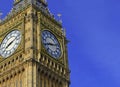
[44,43,57,46]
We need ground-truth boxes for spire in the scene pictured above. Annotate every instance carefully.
[13,0,47,7]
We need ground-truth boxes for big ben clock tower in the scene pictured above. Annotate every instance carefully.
[0,0,70,87]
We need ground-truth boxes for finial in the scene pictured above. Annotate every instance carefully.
[62,28,66,36]
[57,13,62,23]
[57,13,62,18]
[0,12,3,22]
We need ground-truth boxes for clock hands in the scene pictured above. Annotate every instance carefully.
[5,37,17,49]
[42,31,62,58]
[0,30,21,58]
[44,42,57,46]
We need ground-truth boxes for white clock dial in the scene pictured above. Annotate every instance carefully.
[0,30,21,58]
[41,30,61,58]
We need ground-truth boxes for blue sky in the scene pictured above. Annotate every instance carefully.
[1,0,120,87]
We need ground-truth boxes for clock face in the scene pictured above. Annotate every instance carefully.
[41,30,61,58]
[0,30,21,58]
